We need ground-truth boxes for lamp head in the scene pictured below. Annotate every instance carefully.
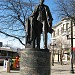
[67,35,69,39]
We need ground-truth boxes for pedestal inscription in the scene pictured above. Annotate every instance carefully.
[20,48,51,75]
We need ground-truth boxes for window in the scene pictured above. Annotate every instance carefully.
[63,24,65,31]
[53,31,55,37]
[74,31,75,36]
[61,24,65,33]
[57,29,59,35]
[66,23,69,30]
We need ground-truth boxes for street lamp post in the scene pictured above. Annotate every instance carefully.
[66,20,75,73]
[50,43,56,66]
[70,20,74,73]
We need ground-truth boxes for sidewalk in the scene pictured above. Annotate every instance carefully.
[0,70,19,75]
[51,62,75,75]
[0,63,75,75]
[0,66,19,75]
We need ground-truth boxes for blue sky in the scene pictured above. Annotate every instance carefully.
[45,0,60,25]
[0,0,60,48]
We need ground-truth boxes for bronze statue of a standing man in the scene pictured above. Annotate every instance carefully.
[31,0,53,49]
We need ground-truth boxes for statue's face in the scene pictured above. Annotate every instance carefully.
[40,0,44,5]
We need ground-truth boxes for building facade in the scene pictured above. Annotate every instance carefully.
[51,17,75,63]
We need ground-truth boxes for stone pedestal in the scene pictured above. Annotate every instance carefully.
[7,61,10,73]
[20,48,51,75]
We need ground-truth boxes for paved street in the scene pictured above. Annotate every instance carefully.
[0,62,75,75]
[51,62,75,75]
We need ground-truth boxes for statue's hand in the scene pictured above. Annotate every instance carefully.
[48,21,52,27]
[30,14,33,17]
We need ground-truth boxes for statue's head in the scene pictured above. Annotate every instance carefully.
[39,0,44,5]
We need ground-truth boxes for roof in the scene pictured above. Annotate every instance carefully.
[52,17,72,29]
[0,47,17,52]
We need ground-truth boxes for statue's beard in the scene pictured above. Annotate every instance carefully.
[40,2,43,5]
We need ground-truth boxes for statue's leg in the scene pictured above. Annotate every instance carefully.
[33,39,35,48]
[43,21,47,49]
[37,34,40,49]
[32,30,35,48]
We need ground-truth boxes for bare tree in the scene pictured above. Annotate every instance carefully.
[0,0,39,47]
[54,0,75,65]
[55,36,70,64]
[55,0,75,21]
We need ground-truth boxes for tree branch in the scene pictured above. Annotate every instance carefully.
[0,31,25,46]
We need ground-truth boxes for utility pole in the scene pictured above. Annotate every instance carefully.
[66,20,74,73]
[70,20,74,73]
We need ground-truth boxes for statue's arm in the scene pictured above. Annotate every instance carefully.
[47,6,53,21]
[46,6,53,27]
[31,6,39,18]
